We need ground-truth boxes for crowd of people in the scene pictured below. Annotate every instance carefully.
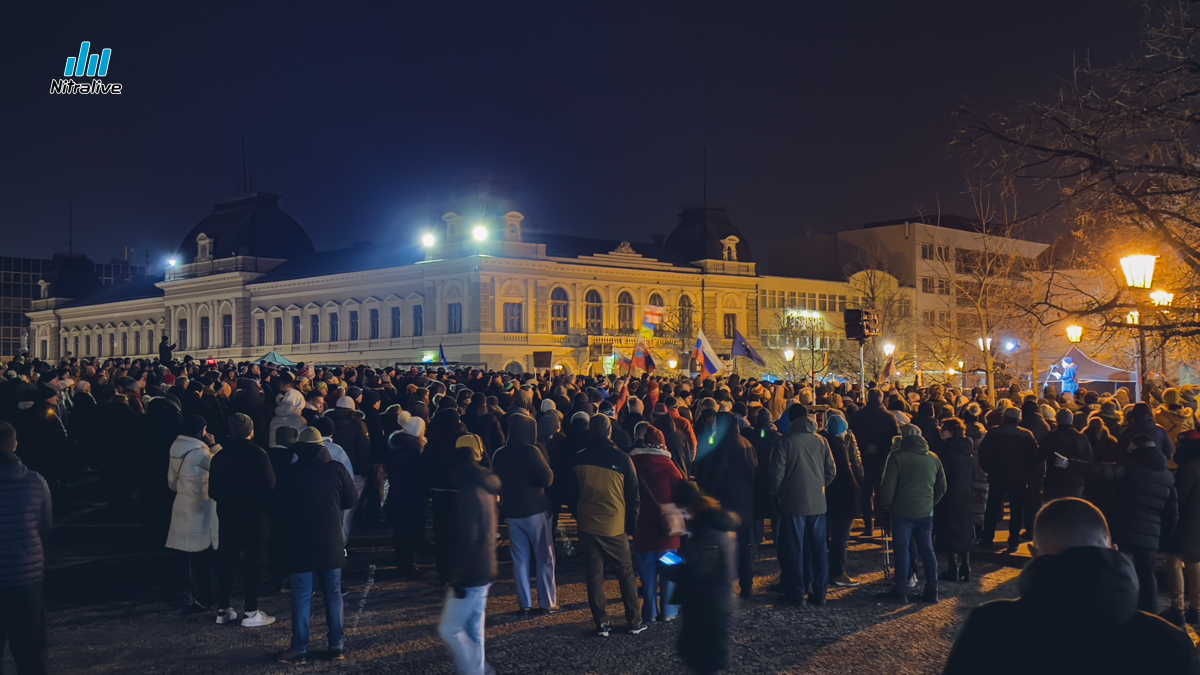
[2,342,1200,673]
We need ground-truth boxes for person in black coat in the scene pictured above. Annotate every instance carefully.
[749,409,781,545]
[669,481,737,675]
[14,385,67,495]
[209,413,276,626]
[1057,435,1179,613]
[272,427,358,664]
[422,408,470,586]
[693,412,757,597]
[492,414,556,614]
[359,390,388,522]
[913,401,940,449]
[821,412,861,587]
[848,389,900,535]
[979,408,1040,552]
[1117,402,1175,463]
[385,413,426,578]
[1039,408,1092,500]
[934,418,976,582]
[943,497,1200,675]
[464,392,505,457]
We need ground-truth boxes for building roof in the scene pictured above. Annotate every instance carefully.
[178,193,315,263]
[58,275,165,308]
[531,232,693,267]
[40,254,101,300]
[664,206,752,263]
[863,214,985,233]
[250,242,426,284]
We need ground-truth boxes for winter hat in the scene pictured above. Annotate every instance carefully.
[1056,408,1074,426]
[298,427,324,445]
[641,425,666,448]
[589,414,612,440]
[824,414,847,436]
[402,414,425,439]
[1164,388,1181,406]
[455,434,486,463]
[1040,405,1058,423]
[228,413,254,440]
[1003,407,1021,421]
[788,405,809,422]
[182,414,208,439]
[653,403,669,416]
[540,399,556,413]
[313,416,335,437]
[35,383,57,402]
[336,396,356,410]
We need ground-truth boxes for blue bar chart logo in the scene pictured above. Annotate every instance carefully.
[64,42,112,77]
[51,41,122,95]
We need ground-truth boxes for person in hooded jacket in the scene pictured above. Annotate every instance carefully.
[878,426,946,602]
[630,424,684,622]
[385,411,426,578]
[934,418,975,582]
[749,408,781,547]
[1056,435,1179,613]
[492,414,557,617]
[1117,402,1174,463]
[229,379,271,445]
[821,412,862,588]
[694,412,757,597]
[943,497,1200,675]
[166,414,221,612]
[536,398,563,445]
[1157,388,1196,440]
[1039,408,1092,501]
[1162,429,1200,626]
[423,408,470,585]
[209,413,276,627]
[268,389,307,452]
[465,392,505,458]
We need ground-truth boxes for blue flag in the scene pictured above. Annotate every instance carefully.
[439,343,447,364]
[730,328,766,366]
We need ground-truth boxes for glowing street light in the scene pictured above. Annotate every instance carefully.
[783,348,795,362]
[1126,310,1141,325]
[1120,254,1156,289]
[167,258,177,268]
[977,337,992,352]
[1066,325,1083,343]
[668,359,678,369]
[421,233,436,247]
[1150,290,1175,307]
[472,224,488,241]
[1005,341,1016,352]
[947,367,956,376]
[883,343,896,357]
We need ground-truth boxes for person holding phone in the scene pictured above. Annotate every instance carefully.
[165,414,221,612]
[630,425,685,622]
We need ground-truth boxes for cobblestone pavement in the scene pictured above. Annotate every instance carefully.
[10,500,1029,675]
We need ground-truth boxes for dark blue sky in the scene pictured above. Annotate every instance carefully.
[2,1,1141,268]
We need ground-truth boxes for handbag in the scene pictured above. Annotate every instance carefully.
[642,482,686,538]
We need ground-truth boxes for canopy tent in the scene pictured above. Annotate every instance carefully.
[1040,346,1135,384]
[257,351,298,367]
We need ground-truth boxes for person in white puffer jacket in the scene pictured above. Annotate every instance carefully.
[166,414,221,612]
[269,389,307,449]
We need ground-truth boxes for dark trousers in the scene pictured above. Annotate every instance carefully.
[983,488,1025,545]
[734,522,753,596]
[578,532,640,628]
[0,584,46,675]
[827,511,855,578]
[216,521,266,612]
[430,491,457,585]
[1127,546,1159,613]
[777,514,829,601]
[177,548,213,605]
[392,511,424,572]
[860,461,884,531]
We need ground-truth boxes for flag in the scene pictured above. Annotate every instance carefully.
[630,341,656,373]
[730,328,766,366]
[692,330,724,380]
[880,352,897,381]
[433,343,447,364]
[640,305,665,339]
[612,348,632,371]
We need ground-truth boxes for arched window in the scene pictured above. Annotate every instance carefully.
[617,292,635,333]
[584,290,603,335]
[551,288,569,335]
[648,293,664,307]
[678,295,694,338]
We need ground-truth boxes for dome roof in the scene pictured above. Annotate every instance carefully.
[664,206,752,263]
[178,193,314,263]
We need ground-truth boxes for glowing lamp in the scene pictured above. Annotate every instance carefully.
[883,343,896,357]
[472,225,488,241]
[668,359,678,369]
[1120,255,1156,289]
[1005,341,1016,352]
[947,367,955,376]
[977,337,992,352]
[553,364,563,371]
[421,233,436,247]
[1150,290,1174,307]
[1126,311,1140,325]
[167,259,177,268]
[1066,325,1083,343]
[783,348,795,362]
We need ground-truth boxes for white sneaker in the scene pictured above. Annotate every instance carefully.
[241,610,276,628]
[215,608,238,624]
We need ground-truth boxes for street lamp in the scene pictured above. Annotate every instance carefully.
[472,225,488,241]
[1120,254,1156,289]
[1066,325,1083,343]
[783,348,795,362]
[167,258,177,268]
[668,359,678,369]
[421,233,436,247]
[1150,290,1175,307]
[883,343,896,357]
[1005,341,1016,352]
[977,337,992,352]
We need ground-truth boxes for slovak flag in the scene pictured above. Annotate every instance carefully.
[612,348,632,371]
[630,341,656,373]
[692,330,724,380]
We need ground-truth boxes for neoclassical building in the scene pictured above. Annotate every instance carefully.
[28,191,884,375]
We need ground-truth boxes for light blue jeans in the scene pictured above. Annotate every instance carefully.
[633,550,679,620]
[507,513,557,609]
[290,569,344,653]
[438,584,492,675]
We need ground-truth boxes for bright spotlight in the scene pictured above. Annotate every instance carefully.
[472,225,487,241]
[1005,341,1016,352]
[421,233,436,247]
[167,258,177,268]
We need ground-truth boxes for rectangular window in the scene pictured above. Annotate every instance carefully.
[369,308,379,339]
[200,316,210,350]
[818,294,828,312]
[504,303,523,333]
[74,336,79,356]
[310,314,320,343]
[349,310,359,341]
[922,310,935,325]
[938,311,951,325]
[148,330,154,351]
[898,299,912,317]
[551,297,569,334]
[618,303,634,332]
[921,243,934,260]
[222,314,233,348]
[329,312,339,341]
[257,318,266,347]
[121,333,128,356]
[447,303,463,334]
[787,291,797,308]
[937,278,951,295]
[85,335,91,356]
[109,333,116,356]
[920,277,934,294]
[292,316,301,344]
[412,305,423,337]
[40,340,47,360]
[134,332,141,354]
[178,319,188,350]
[723,313,737,339]
[390,307,401,338]
[62,337,67,356]
[937,245,950,261]
[274,317,283,345]
[806,292,817,310]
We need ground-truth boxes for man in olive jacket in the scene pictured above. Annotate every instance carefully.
[879,428,946,602]
[768,406,836,605]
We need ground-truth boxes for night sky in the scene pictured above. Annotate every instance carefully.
[3,1,1141,269]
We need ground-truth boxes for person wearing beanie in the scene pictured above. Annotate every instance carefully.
[1039,408,1093,501]
[574,414,644,636]
[849,388,900,536]
[821,412,863,589]
[629,424,685,621]
[208,413,276,627]
[492,414,557,617]
[12,381,67,494]
[272,426,358,665]
[326,391,370,532]
[537,398,563,445]
[0,420,53,674]
[386,414,426,578]
[979,407,1041,553]
[769,399,837,606]
[1118,402,1175,464]
[166,414,222,612]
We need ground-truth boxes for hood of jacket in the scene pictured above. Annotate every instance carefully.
[1157,405,1192,426]
[292,441,329,465]
[328,407,365,422]
[1018,546,1138,627]
[899,435,930,455]
[275,389,305,417]
[789,417,817,434]
[506,413,537,447]
[1131,442,1168,470]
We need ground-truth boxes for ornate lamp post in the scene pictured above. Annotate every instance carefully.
[1120,254,1157,402]
[1066,325,1083,344]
